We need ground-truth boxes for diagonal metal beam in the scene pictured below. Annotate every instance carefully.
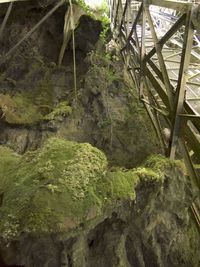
[148,0,192,13]
[114,0,120,28]
[144,14,186,63]
[127,3,142,42]
[140,3,146,98]
[145,66,170,109]
[144,5,174,110]
[119,0,128,31]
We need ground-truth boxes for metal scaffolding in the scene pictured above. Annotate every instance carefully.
[109,0,200,228]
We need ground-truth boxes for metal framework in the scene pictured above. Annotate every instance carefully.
[109,0,200,228]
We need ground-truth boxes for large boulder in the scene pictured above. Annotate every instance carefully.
[0,140,199,266]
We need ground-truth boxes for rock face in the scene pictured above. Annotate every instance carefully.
[0,0,160,167]
[0,1,199,267]
[0,144,199,267]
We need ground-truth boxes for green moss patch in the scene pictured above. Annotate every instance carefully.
[0,146,21,193]
[0,93,72,125]
[0,138,108,241]
[0,139,181,242]
[43,101,72,121]
[0,93,42,125]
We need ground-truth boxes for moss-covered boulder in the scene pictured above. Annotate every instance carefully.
[0,138,107,241]
[0,141,199,267]
[0,138,166,243]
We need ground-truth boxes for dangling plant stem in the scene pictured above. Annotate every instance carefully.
[69,0,77,102]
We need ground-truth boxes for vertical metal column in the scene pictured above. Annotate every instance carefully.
[140,2,146,98]
[170,9,194,159]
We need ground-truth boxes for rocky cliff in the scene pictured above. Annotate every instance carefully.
[0,1,199,266]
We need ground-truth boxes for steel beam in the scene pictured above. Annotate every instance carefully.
[144,14,186,63]
[170,9,194,159]
[148,0,192,13]
[145,5,174,110]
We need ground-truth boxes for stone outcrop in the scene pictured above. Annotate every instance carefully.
[0,144,199,267]
[0,0,160,167]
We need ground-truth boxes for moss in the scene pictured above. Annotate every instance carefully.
[0,143,182,242]
[30,66,54,110]
[0,64,65,125]
[43,101,72,121]
[0,61,78,125]
[0,93,44,125]
[106,169,139,200]
[144,154,187,175]
[0,138,108,241]
[0,146,21,193]
[0,95,72,125]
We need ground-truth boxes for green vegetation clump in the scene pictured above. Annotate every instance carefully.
[106,170,139,200]
[0,146,21,192]
[0,138,109,241]
[0,93,43,125]
[43,101,72,121]
[0,139,179,243]
[0,63,74,125]
[144,154,186,174]
[0,93,72,125]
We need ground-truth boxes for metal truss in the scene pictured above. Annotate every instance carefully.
[109,0,200,229]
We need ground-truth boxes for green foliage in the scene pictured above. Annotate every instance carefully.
[86,49,121,91]
[75,0,94,17]
[43,101,72,121]
[98,118,111,129]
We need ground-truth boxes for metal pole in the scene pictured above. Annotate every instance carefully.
[170,8,194,159]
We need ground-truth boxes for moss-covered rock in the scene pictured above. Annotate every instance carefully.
[0,93,42,125]
[0,146,21,192]
[0,141,198,267]
[0,138,167,244]
[0,138,107,241]
[0,94,72,125]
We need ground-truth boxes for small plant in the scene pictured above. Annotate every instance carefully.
[43,101,72,121]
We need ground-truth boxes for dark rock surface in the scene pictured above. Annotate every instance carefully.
[0,0,159,167]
